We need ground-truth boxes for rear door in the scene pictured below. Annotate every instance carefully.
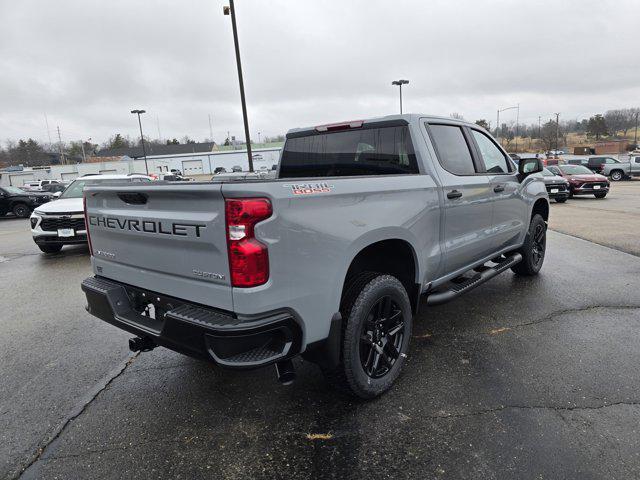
[84,182,233,310]
[468,128,525,250]
[425,122,494,274]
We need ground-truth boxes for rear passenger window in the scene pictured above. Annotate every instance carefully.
[279,125,418,178]
[471,130,511,174]
[427,124,476,175]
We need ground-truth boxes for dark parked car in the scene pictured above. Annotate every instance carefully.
[0,186,53,218]
[541,168,570,203]
[566,158,589,166]
[547,164,610,198]
[587,156,620,174]
[41,183,68,194]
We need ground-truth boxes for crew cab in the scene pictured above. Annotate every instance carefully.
[601,155,640,181]
[547,164,610,198]
[0,186,53,218]
[30,174,151,254]
[81,115,549,398]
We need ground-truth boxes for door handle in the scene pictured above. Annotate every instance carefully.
[493,185,505,193]
[447,190,463,199]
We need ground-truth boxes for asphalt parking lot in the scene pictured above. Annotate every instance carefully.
[2,185,640,480]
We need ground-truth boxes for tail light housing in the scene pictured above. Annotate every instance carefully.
[83,194,94,256]
[225,198,272,287]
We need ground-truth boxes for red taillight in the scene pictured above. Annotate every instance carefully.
[225,198,272,287]
[83,194,94,256]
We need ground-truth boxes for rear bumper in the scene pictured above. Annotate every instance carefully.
[81,276,303,369]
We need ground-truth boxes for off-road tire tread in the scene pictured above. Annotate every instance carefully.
[323,273,412,399]
[511,213,546,276]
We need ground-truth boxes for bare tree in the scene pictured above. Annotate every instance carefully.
[450,112,465,120]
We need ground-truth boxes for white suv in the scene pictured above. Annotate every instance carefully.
[30,174,151,254]
[23,180,61,191]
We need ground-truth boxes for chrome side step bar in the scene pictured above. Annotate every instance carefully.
[426,253,522,306]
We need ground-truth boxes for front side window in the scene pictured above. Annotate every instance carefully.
[279,125,417,178]
[428,124,476,175]
[471,130,511,173]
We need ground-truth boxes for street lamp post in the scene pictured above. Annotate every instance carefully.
[224,0,254,172]
[496,105,519,147]
[391,79,409,114]
[130,109,148,174]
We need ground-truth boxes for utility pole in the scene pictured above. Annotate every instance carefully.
[56,126,66,165]
[538,116,541,140]
[496,110,500,138]
[515,103,520,152]
[156,116,162,141]
[44,113,52,150]
[224,1,254,171]
[208,114,214,143]
[554,113,560,152]
[81,141,86,162]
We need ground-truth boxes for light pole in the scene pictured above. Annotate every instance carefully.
[391,79,409,114]
[130,109,148,174]
[554,113,560,152]
[224,1,254,172]
[496,105,518,146]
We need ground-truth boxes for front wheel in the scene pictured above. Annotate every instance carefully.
[594,192,607,199]
[511,214,546,276]
[38,244,62,254]
[323,273,413,399]
[12,203,30,218]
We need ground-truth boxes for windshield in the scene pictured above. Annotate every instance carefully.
[559,165,593,175]
[3,186,27,195]
[542,168,556,177]
[60,177,144,198]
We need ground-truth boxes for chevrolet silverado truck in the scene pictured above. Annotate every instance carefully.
[81,115,549,398]
[601,154,640,181]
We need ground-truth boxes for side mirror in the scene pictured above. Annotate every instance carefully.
[518,157,543,179]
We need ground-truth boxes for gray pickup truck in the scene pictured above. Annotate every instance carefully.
[601,155,640,181]
[81,115,548,398]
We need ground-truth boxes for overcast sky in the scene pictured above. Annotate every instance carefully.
[0,0,638,147]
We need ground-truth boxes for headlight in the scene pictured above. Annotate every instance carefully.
[30,217,38,229]
[29,196,37,201]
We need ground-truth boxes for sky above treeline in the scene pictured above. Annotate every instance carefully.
[0,0,638,146]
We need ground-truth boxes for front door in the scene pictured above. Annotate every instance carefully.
[425,123,495,275]
[468,128,526,250]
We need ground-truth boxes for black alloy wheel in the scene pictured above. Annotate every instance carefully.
[531,222,546,268]
[359,295,405,379]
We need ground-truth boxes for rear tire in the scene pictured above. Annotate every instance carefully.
[12,203,30,218]
[322,273,413,399]
[38,244,62,254]
[594,192,607,199]
[511,214,546,276]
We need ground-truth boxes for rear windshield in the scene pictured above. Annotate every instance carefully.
[279,125,418,178]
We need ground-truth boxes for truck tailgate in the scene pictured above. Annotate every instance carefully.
[84,182,233,310]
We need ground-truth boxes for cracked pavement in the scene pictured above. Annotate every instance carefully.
[1,205,640,479]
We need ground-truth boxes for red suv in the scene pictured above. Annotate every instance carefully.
[547,164,610,198]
